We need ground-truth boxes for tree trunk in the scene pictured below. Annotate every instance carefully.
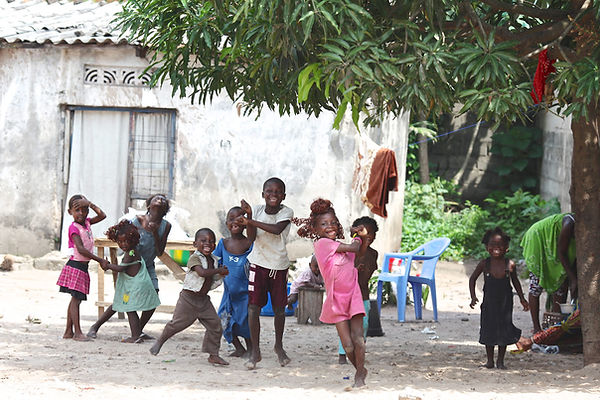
[570,102,600,366]
[418,134,430,184]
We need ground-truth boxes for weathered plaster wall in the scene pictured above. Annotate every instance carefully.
[536,110,572,212]
[0,45,409,258]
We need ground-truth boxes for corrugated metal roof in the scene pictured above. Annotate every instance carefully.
[0,0,129,46]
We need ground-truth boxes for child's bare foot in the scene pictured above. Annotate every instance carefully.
[353,367,367,388]
[73,333,91,342]
[63,332,74,339]
[139,332,155,341]
[208,355,229,366]
[244,352,261,370]
[274,346,291,367]
[481,361,495,368]
[149,342,162,355]
[229,348,246,357]
[86,327,97,339]
[496,362,507,369]
[338,354,348,364]
[121,336,142,343]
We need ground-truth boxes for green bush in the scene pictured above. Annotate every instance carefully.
[372,179,559,304]
[400,180,560,261]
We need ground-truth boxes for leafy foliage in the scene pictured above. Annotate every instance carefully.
[117,1,600,126]
[400,179,560,262]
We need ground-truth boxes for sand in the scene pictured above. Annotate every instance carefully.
[0,259,598,399]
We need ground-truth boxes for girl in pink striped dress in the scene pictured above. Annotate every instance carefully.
[294,198,369,388]
[56,195,108,341]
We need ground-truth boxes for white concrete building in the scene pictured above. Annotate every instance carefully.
[0,0,409,259]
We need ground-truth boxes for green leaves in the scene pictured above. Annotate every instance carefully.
[115,0,599,129]
[554,58,600,119]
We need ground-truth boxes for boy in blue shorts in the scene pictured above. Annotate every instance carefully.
[240,177,293,370]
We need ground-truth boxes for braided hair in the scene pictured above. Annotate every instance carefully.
[293,198,344,240]
[105,219,140,249]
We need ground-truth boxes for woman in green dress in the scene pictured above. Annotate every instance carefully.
[521,213,576,333]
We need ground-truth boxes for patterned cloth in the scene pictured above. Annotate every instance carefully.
[313,238,365,324]
[67,219,94,262]
[521,213,576,293]
[57,260,90,295]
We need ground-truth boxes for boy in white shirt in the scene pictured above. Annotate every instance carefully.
[240,177,293,369]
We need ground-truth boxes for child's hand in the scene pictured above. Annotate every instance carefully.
[72,196,91,209]
[521,299,530,311]
[469,297,478,309]
[147,220,160,232]
[350,224,367,238]
[235,215,248,226]
[99,258,109,271]
[218,266,229,276]
[240,199,252,216]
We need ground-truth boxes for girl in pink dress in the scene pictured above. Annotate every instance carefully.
[294,198,368,388]
[56,195,108,341]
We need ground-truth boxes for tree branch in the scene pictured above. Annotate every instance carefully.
[479,0,571,20]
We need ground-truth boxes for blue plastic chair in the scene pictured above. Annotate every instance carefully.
[261,282,296,316]
[376,237,451,322]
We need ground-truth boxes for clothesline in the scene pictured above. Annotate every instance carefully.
[409,121,486,146]
[409,103,544,146]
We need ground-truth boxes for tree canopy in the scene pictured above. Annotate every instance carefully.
[118,0,599,128]
[118,0,600,365]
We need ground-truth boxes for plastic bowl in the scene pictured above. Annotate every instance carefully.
[559,303,575,314]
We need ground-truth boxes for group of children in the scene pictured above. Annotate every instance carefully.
[57,177,533,388]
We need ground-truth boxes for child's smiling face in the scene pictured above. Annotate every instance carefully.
[315,212,341,240]
[262,181,285,208]
[486,234,508,258]
[226,208,245,235]
[194,231,216,256]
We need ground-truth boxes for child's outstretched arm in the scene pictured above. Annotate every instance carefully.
[336,225,367,254]
[191,263,229,278]
[469,261,485,308]
[71,233,108,270]
[509,260,530,311]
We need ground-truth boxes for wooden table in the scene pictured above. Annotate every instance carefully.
[94,238,195,318]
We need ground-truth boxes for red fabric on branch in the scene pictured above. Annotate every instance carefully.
[530,49,556,104]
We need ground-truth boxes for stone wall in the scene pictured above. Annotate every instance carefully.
[428,109,504,202]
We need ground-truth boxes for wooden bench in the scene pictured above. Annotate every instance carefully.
[296,286,325,325]
[94,238,194,318]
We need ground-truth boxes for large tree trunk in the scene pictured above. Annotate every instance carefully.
[570,102,600,366]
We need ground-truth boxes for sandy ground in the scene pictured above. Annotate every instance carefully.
[0,259,598,400]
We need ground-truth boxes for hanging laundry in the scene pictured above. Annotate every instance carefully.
[353,136,398,218]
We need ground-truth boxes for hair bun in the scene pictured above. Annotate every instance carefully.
[310,198,332,215]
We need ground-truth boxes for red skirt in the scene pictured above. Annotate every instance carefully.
[56,261,90,295]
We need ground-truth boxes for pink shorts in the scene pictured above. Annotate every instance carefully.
[248,264,288,309]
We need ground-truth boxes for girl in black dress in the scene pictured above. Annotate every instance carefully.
[469,227,529,369]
